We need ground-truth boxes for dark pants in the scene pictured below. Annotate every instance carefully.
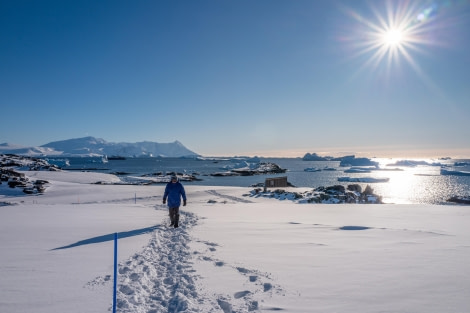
[169,207,180,225]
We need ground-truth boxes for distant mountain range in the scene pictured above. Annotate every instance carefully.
[0,136,199,158]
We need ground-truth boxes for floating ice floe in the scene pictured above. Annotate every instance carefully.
[338,177,390,183]
[440,168,470,176]
[304,166,337,172]
[304,167,321,172]
[344,167,372,173]
[387,160,444,167]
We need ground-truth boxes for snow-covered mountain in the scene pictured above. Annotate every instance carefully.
[0,137,199,158]
[0,143,63,156]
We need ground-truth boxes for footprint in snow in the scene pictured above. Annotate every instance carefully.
[339,225,371,230]
[264,282,273,292]
[217,298,232,313]
[234,290,251,299]
[87,209,283,313]
[236,267,250,274]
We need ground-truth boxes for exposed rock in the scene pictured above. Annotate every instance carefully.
[23,187,35,194]
[0,201,16,206]
[211,171,241,177]
[212,162,286,176]
[347,184,362,193]
[248,184,383,204]
[8,179,27,188]
[231,162,286,176]
[447,196,470,205]
[1,154,53,194]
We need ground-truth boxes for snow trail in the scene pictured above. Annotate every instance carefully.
[115,209,201,313]
[94,206,283,312]
[206,189,254,203]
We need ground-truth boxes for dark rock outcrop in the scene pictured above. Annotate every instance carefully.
[248,184,383,204]
[1,154,53,194]
[447,196,470,205]
[212,162,286,177]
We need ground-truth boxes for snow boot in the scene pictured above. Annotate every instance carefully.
[174,214,180,228]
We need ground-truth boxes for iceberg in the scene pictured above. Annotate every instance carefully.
[302,153,331,161]
[338,156,378,167]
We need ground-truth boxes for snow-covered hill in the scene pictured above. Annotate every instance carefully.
[0,137,199,158]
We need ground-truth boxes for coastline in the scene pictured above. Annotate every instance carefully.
[3,153,470,205]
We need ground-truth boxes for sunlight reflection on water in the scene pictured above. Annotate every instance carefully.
[50,156,470,205]
[269,158,470,205]
[356,160,470,204]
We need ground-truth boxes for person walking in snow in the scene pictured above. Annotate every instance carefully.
[163,175,187,228]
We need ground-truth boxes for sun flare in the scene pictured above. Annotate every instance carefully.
[383,28,404,47]
[340,0,455,71]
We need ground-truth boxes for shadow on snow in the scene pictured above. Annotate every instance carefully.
[51,224,161,251]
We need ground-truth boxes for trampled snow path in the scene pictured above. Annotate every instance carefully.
[205,190,254,204]
[88,205,282,313]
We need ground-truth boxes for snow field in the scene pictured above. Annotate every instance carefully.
[1,170,470,312]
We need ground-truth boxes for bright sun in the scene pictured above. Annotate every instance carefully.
[342,0,467,95]
[341,1,437,69]
[383,29,404,46]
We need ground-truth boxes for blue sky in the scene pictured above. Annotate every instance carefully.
[1,0,469,157]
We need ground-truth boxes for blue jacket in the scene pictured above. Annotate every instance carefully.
[163,181,186,208]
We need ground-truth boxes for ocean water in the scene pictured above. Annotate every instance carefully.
[48,156,470,205]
